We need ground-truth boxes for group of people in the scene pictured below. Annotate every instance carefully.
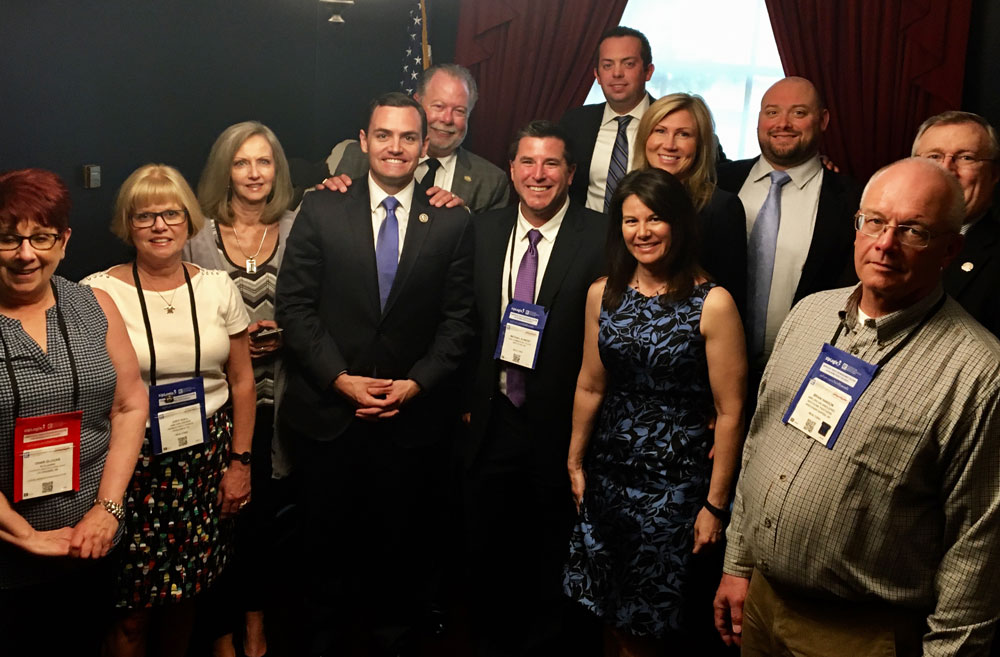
[1,22,999,657]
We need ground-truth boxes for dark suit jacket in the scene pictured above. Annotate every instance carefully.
[699,186,748,315]
[466,201,607,469]
[334,141,510,214]
[717,157,860,304]
[276,183,474,444]
[944,208,1000,337]
[559,101,608,207]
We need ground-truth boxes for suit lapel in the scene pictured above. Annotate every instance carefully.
[944,212,1000,297]
[382,193,432,316]
[536,204,584,309]
[483,210,517,348]
[796,170,846,300]
[450,148,474,203]
[345,186,383,321]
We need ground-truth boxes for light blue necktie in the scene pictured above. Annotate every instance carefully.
[747,170,791,357]
[375,196,400,310]
[604,115,632,213]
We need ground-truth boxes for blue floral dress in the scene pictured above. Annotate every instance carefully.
[564,283,715,636]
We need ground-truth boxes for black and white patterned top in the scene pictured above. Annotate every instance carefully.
[0,275,117,589]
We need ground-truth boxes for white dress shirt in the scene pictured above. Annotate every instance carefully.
[368,175,417,261]
[738,155,824,359]
[497,197,570,393]
[416,151,458,192]
[585,95,651,212]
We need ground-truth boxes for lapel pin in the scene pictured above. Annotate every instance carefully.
[961,261,974,272]
[418,213,429,223]
[464,175,472,182]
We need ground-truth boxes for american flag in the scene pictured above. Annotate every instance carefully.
[399,0,430,95]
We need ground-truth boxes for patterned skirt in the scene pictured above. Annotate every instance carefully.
[115,408,234,608]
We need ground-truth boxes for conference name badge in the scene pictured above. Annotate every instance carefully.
[13,410,82,502]
[149,377,208,455]
[494,300,549,370]
[782,344,876,448]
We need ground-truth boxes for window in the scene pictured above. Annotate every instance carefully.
[584,0,783,160]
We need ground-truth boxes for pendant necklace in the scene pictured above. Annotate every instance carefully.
[138,268,180,314]
[232,223,268,274]
[632,276,667,297]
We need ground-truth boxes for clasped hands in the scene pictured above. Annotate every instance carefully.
[334,373,421,420]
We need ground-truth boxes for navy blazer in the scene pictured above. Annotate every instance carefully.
[466,201,607,469]
[944,208,1000,337]
[717,157,860,304]
[277,184,474,443]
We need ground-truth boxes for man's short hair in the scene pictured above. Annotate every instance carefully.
[366,92,428,140]
[594,26,652,69]
[507,120,576,168]
[911,110,1000,160]
[415,64,479,112]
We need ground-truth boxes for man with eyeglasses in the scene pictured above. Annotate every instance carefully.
[912,111,1000,336]
[713,158,1000,657]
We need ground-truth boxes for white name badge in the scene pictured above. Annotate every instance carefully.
[13,411,82,502]
[783,344,876,448]
[494,300,549,370]
[149,377,208,455]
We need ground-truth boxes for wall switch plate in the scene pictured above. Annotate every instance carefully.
[83,164,101,188]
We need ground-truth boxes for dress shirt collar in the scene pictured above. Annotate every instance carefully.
[516,197,569,243]
[368,174,416,214]
[838,283,946,345]
[601,94,650,126]
[420,151,458,177]
[749,153,823,190]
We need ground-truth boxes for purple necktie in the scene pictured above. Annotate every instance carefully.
[375,196,400,310]
[505,229,542,407]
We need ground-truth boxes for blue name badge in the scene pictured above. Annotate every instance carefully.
[493,300,549,370]
[149,377,208,455]
[782,344,876,449]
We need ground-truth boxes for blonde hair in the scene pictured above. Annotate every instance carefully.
[111,164,204,245]
[197,121,293,225]
[634,93,718,212]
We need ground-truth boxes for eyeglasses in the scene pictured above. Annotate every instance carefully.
[918,152,994,169]
[0,232,62,251]
[131,209,188,228]
[854,212,946,248]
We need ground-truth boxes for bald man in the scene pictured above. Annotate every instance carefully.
[717,77,859,373]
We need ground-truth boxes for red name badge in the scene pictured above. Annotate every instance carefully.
[13,411,82,503]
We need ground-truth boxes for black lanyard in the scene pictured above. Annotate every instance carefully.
[0,280,80,419]
[132,262,201,387]
[830,294,946,377]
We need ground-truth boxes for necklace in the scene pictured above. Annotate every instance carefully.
[137,266,181,313]
[231,222,268,274]
[631,276,668,297]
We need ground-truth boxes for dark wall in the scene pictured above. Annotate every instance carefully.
[963,0,1000,131]
[0,0,459,280]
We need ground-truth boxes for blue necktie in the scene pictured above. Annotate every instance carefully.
[375,196,400,310]
[505,229,542,408]
[604,115,632,213]
[747,170,791,358]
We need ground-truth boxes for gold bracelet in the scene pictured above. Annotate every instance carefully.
[94,497,125,521]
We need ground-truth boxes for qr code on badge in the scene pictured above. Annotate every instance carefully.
[512,353,521,364]
[179,435,188,447]
[803,419,816,433]
[42,481,53,493]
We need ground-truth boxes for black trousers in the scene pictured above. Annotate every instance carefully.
[290,418,451,656]
[463,395,596,657]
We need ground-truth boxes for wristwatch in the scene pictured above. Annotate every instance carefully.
[230,451,252,465]
[95,497,125,522]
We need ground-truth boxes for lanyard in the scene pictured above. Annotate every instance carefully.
[830,294,946,377]
[132,262,201,386]
[0,280,80,418]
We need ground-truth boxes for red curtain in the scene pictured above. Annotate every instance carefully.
[455,0,628,168]
[765,0,973,182]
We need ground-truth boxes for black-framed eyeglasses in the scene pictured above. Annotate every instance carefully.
[854,212,945,248]
[0,232,62,251]
[131,209,188,228]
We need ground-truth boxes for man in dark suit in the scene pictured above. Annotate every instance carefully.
[327,64,510,213]
[277,91,474,656]
[912,110,1000,337]
[463,120,606,656]
[717,77,859,380]
[560,26,654,212]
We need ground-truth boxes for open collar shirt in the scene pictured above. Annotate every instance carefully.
[725,284,1000,656]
